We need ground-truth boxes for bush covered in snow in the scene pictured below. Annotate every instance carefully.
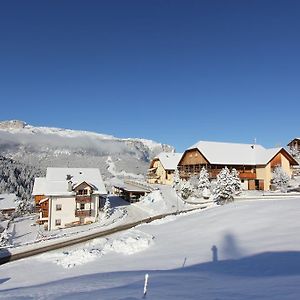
[271,166,290,192]
[180,180,193,200]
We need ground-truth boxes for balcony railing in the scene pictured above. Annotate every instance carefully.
[179,170,256,180]
[75,195,92,203]
[75,210,91,217]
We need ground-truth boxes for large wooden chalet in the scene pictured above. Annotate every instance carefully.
[178,141,298,191]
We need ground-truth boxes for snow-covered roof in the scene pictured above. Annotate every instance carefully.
[32,178,47,195]
[155,152,183,170]
[188,140,290,166]
[0,194,18,210]
[32,168,107,196]
[287,138,300,144]
[114,183,151,193]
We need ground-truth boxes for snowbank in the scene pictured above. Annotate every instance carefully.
[134,190,166,215]
[38,229,154,268]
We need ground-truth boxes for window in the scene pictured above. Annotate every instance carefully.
[80,203,85,210]
[78,189,88,195]
[55,219,61,226]
[56,204,62,211]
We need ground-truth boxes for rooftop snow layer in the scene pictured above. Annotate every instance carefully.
[0,194,18,210]
[156,152,183,170]
[32,178,47,195]
[188,140,283,165]
[32,168,107,196]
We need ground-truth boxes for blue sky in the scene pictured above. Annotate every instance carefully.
[0,1,300,152]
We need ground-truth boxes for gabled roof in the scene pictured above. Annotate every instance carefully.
[154,152,183,170]
[187,140,297,166]
[287,138,300,145]
[32,168,107,196]
[32,178,47,195]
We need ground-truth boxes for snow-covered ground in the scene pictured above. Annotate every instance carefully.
[2,186,198,250]
[1,198,300,299]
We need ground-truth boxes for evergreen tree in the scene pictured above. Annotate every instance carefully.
[0,229,10,247]
[103,198,112,218]
[198,167,210,191]
[271,166,290,192]
[213,167,235,205]
[180,180,193,200]
[231,168,242,194]
[0,155,43,214]
[172,169,181,192]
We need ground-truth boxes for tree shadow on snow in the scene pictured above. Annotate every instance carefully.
[0,278,10,285]
[2,249,300,299]
[188,250,300,277]
[2,233,300,299]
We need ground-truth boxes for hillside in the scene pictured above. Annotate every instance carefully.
[0,120,174,193]
[1,198,300,299]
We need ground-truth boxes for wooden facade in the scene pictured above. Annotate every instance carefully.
[34,195,45,212]
[178,148,257,187]
[178,147,297,191]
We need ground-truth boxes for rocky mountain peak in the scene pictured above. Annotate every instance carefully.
[0,120,27,130]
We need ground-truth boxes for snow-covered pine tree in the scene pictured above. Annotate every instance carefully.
[213,167,235,205]
[289,145,300,158]
[271,166,290,192]
[16,197,32,216]
[231,168,242,194]
[198,167,210,191]
[189,174,200,197]
[172,169,181,192]
[103,198,112,219]
[180,180,193,200]
[0,229,10,247]
[0,155,44,210]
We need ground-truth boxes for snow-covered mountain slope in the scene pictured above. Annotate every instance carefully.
[0,120,174,184]
[1,198,300,299]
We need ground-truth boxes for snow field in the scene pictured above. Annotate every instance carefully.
[38,229,154,268]
[1,198,300,299]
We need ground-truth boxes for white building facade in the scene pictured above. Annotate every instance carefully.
[32,168,107,230]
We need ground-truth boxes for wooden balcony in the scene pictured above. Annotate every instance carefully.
[75,210,91,217]
[239,172,256,179]
[179,170,256,180]
[75,195,92,203]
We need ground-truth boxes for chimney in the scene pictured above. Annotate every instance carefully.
[68,180,73,192]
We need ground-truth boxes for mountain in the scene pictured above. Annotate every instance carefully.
[0,120,174,191]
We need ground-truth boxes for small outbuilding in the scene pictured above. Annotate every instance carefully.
[113,180,153,203]
[0,194,18,217]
